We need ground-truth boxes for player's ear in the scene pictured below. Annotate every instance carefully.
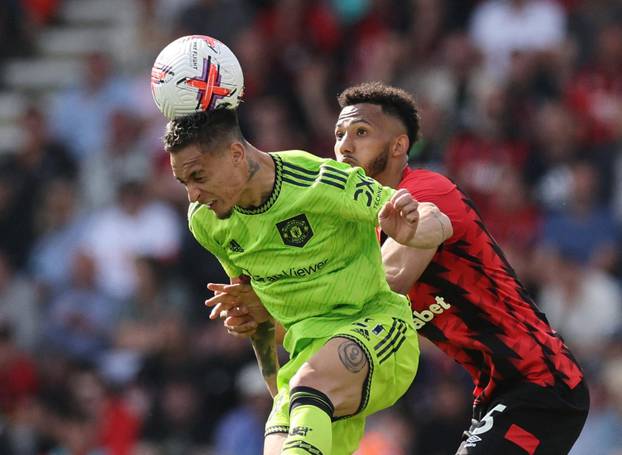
[229,141,245,165]
[391,134,410,158]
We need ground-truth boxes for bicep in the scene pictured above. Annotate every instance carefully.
[382,238,437,294]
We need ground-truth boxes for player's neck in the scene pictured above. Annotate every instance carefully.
[374,160,406,189]
[237,147,276,209]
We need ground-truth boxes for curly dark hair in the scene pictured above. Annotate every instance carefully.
[337,82,420,147]
[163,108,243,154]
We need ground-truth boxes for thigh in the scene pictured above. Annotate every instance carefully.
[340,314,419,418]
[299,336,369,417]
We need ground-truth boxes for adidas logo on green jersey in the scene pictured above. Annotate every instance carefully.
[228,239,244,252]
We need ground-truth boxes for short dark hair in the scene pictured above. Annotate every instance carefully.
[338,82,420,147]
[163,108,243,154]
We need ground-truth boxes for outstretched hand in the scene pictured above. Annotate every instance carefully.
[378,188,420,246]
[205,282,270,337]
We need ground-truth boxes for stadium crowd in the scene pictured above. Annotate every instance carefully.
[0,0,621,453]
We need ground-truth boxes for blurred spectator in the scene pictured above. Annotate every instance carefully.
[525,101,581,210]
[244,96,308,153]
[538,250,622,358]
[414,378,472,455]
[47,411,106,455]
[175,0,254,46]
[539,159,619,271]
[70,367,140,455]
[0,0,33,61]
[115,256,188,357]
[444,82,529,213]
[565,18,622,146]
[477,167,542,286]
[0,319,40,454]
[0,320,38,416]
[355,409,412,455]
[79,180,182,300]
[0,106,77,270]
[80,109,153,210]
[571,357,622,454]
[48,52,132,162]
[0,251,40,352]
[213,362,272,455]
[469,0,567,80]
[44,251,120,362]
[139,372,211,453]
[29,179,86,297]
[21,0,60,26]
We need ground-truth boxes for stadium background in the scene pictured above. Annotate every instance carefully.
[0,0,621,453]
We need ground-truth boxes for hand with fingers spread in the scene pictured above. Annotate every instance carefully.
[205,282,271,337]
[378,188,420,247]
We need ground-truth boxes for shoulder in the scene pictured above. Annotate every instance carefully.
[399,168,456,196]
[275,151,360,191]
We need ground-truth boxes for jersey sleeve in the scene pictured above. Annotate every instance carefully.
[187,203,243,278]
[322,161,396,225]
[400,170,467,244]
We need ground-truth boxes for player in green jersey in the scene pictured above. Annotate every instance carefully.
[164,107,451,455]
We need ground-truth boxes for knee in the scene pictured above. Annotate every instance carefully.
[289,362,360,417]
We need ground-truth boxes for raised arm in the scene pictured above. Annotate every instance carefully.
[379,189,452,250]
[382,239,438,294]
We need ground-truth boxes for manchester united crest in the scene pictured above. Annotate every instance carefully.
[276,214,313,248]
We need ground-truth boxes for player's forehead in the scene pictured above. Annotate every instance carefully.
[335,103,386,129]
[170,145,208,178]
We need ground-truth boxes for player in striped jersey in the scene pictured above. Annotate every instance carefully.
[219,82,590,454]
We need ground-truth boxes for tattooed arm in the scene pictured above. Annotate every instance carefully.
[205,277,278,396]
[251,318,279,397]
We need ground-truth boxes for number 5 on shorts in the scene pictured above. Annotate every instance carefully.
[473,404,507,435]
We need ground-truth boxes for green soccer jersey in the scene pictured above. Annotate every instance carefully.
[188,150,411,353]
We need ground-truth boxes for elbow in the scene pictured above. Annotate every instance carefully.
[386,268,412,295]
[439,211,453,242]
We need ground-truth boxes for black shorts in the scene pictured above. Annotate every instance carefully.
[456,380,589,455]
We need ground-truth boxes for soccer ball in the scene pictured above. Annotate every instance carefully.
[150,35,244,120]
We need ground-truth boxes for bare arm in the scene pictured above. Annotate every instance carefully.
[380,197,453,294]
[379,190,453,250]
[206,278,279,397]
[250,319,279,397]
[406,201,453,249]
[382,239,438,294]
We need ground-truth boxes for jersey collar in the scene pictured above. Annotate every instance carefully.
[235,153,283,215]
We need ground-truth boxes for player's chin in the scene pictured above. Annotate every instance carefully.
[216,209,235,219]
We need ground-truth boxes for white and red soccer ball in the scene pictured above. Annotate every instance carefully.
[151,35,244,120]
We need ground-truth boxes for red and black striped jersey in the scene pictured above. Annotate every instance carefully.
[399,167,583,404]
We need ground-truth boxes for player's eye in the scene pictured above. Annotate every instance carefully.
[190,173,206,183]
[335,130,344,139]
[356,128,367,136]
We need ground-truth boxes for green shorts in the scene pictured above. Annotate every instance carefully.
[265,313,419,455]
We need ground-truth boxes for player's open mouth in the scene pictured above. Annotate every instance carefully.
[206,200,216,208]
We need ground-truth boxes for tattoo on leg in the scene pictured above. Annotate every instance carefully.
[338,341,366,373]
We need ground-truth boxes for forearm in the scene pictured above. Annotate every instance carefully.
[250,319,279,397]
[407,202,453,249]
[382,238,437,294]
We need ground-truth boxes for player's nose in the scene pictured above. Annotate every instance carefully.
[187,186,201,203]
[335,133,354,156]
